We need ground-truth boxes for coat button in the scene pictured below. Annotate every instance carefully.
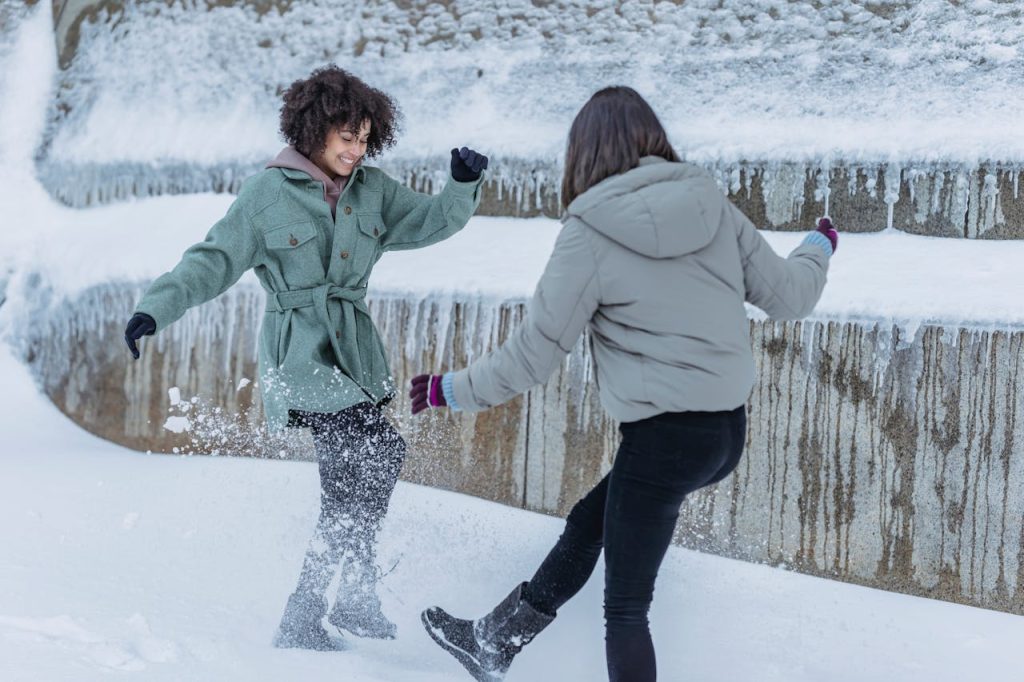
[373,228,379,237]
[340,251,350,259]
[288,235,298,246]
[335,331,341,340]
[343,206,352,215]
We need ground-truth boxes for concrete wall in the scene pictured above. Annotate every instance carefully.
[18,281,1024,614]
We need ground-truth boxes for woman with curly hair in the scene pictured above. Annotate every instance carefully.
[123,65,489,650]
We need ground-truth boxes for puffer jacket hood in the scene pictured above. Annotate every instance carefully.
[565,157,722,259]
[449,157,832,424]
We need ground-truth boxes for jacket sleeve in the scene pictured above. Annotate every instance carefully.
[448,220,600,412]
[379,173,483,252]
[729,201,830,320]
[134,197,261,332]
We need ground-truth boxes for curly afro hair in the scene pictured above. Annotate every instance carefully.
[279,65,401,160]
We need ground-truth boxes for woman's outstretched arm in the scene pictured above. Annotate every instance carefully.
[445,218,600,412]
[133,197,261,333]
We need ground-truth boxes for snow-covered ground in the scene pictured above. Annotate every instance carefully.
[2,334,1024,682]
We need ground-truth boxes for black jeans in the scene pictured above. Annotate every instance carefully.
[290,402,407,604]
[522,407,747,682]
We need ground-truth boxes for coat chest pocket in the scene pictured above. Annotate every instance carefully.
[263,221,322,283]
[357,212,385,240]
[352,213,385,273]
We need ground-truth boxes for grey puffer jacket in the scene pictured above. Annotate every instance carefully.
[446,156,832,422]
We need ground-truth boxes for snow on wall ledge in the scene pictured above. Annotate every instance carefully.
[12,280,1024,615]
[38,0,1024,237]
[37,157,1024,238]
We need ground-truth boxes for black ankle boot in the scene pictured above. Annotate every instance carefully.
[328,587,397,640]
[273,592,346,651]
[422,583,554,681]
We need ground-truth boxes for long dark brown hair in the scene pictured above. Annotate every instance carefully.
[561,87,680,210]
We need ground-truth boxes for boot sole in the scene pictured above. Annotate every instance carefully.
[329,621,397,640]
[327,611,397,640]
[272,630,349,652]
[420,611,501,682]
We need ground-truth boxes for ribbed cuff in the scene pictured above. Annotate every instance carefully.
[441,372,462,411]
[803,231,834,257]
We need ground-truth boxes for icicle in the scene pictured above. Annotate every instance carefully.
[1013,169,1019,200]
[865,171,877,199]
[981,172,1000,237]
[800,319,817,369]
[814,165,831,218]
[930,170,943,217]
[729,167,742,195]
[907,168,929,225]
[872,319,897,378]
[712,165,727,193]
[966,169,981,238]
[883,164,901,231]
[900,319,921,347]
[436,294,454,371]
[950,168,970,237]
[791,167,806,222]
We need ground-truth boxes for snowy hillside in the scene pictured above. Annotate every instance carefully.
[48,0,1024,166]
[29,0,1024,219]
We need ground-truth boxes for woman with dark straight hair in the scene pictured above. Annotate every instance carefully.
[411,86,836,681]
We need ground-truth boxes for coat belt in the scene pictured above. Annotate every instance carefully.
[264,284,380,391]
[265,284,368,313]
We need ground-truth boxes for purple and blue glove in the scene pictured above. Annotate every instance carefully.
[410,374,447,415]
[816,217,838,254]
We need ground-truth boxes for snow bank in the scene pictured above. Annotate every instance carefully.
[2,189,1023,334]
[48,1,1024,166]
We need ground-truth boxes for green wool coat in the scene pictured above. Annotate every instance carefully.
[136,164,483,430]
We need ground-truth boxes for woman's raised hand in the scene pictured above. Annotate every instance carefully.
[124,312,156,359]
[410,374,448,415]
[450,147,489,182]
[816,217,838,254]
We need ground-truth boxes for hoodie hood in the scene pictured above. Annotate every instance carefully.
[267,146,354,217]
[565,157,724,259]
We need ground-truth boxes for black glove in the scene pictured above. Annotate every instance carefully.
[125,312,156,360]
[450,147,489,182]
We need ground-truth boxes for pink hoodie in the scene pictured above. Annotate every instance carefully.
[266,146,348,218]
